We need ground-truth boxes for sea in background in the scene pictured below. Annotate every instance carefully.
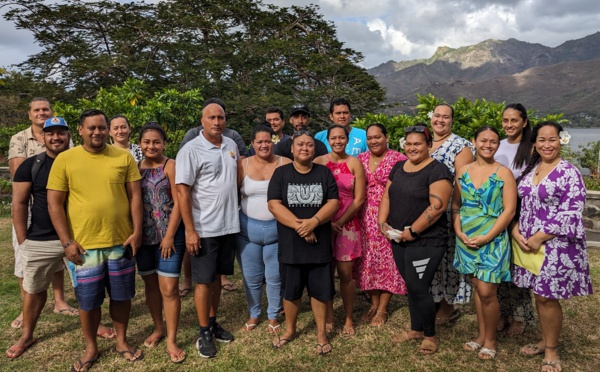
[564,127,600,153]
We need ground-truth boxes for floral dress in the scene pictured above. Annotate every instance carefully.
[512,160,592,299]
[354,150,407,294]
[325,156,362,261]
[430,133,475,304]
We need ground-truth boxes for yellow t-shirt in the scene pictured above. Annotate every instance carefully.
[47,145,141,249]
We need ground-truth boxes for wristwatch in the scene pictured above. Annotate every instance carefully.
[408,226,420,239]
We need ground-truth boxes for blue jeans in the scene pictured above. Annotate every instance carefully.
[236,211,281,320]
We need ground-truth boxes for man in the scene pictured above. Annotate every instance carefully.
[248,107,290,156]
[7,98,77,329]
[47,109,143,371]
[176,103,239,358]
[314,97,367,156]
[6,117,72,359]
[273,103,328,160]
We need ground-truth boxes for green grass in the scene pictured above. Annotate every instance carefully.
[0,216,599,371]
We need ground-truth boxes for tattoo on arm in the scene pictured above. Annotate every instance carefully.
[429,194,443,210]
[425,206,434,222]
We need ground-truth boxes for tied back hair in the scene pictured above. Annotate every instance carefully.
[515,121,563,185]
[504,103,532,170]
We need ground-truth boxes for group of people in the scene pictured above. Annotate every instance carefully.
[5,97,591,372]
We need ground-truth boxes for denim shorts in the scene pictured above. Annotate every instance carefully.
[136,224,185,278]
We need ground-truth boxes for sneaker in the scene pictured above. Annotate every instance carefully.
[211,322,234,343]
[196,329,217,358]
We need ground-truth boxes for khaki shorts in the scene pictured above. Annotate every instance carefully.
[21,239,67,294]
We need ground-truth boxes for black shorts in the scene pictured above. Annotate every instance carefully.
[191,234,236,284]
[280,262,334,302]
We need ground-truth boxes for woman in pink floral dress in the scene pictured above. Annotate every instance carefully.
[354,123,407,326]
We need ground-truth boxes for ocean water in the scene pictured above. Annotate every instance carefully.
[564,127,600,152]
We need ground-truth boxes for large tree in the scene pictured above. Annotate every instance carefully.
[2,0,385,132]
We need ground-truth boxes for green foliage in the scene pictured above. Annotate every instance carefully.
[52,79,204,158]
[583,176,600,191]
[0,179,11,194]
[577,140,600,176]
[0,123,29,159]
[2,0,385,130]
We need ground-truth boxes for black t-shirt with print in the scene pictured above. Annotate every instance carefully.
[267,163,339,264]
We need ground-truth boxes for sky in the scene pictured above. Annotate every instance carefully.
[1,0,600,70]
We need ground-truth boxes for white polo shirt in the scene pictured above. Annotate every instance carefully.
[175,131,240,237]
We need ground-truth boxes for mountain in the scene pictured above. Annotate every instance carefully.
[368,32,600,125]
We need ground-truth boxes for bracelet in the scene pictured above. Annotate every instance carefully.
[63,239,74,249]
[314,216,321,224]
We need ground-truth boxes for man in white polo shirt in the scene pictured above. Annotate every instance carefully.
[176,103,240,359]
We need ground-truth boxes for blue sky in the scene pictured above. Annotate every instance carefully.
[1,0,599,69]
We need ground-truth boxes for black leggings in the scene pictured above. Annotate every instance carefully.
[392,242,446,337]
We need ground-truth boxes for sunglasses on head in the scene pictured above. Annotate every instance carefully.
[405,125,431,140]
[293,129,313,137]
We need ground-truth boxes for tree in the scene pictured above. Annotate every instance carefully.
[1,0,385,135]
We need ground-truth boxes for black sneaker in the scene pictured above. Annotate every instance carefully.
[211,322,234,343]
[196,329,217,358]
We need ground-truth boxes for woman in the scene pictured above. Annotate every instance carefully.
[354,123,407,327]
[453,127,517,360]
[315,125,366,335]
[428,104,475,324]
[495,103,536,335]
[379,125,452,355]
[236,125,291,333]
[136,122,186,364]
[109,115,144,161]
[512,122,591,372]
[267,130,339,355]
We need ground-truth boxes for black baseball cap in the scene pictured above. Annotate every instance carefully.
[290,103,310,117]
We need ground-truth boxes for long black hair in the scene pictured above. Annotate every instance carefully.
[503,103,532,170]
[516,121,563,185]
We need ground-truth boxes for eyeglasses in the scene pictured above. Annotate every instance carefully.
[293,129,313,137]
[405,125,431,140]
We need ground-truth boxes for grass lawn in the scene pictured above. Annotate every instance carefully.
[0,216,599,371]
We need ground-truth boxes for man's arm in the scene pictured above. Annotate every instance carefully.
[48,189,85,265]
[12,181,32,245]
[8,158,25,180]
[177,184,200,255]
[123,180,143,254]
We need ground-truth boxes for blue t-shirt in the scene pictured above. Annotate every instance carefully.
[314,126,367,156]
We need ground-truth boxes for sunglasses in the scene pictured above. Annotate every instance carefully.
[405,125,431,140]
[293,129,314,137]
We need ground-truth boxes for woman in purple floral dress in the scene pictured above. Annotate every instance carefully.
[511,122,592,372]
[354,123,407,327]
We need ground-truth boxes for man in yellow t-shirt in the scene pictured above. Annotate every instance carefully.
[47,109,143,370]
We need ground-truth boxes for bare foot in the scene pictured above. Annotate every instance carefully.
[370,311,388,327]
[508,320,525,335]
[53,304,79,316]
[393,330,423,343]
[342,320,355,336]
[496,314,508,331]
[360,306,377,323]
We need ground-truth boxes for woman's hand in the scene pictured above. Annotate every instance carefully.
[456,231,474,248]
[398,228,415,243]
[304,232,317,244]
[526,234,544,253]
[379,222,393,240]
[512,231,530,253]
[160,236,175,260]
[295,218,318,238]
[331,220,343,234]
[467,235,490,249]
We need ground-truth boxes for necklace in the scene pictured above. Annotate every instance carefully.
[535,160,559,176]
[293,161,313,174]
[433,132,452,142]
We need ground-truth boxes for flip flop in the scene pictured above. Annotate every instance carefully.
[143,335,164,348]
[116,347,144,362]
[167,349,187,364]
[268,324,282,334]
[242,323,258,332]
[521,343,545,356]
[54,307,79,316]
[97,327,117,339]
[315,343,333,355]
[272,336,294,349]
[221,283,237,291]
[6,339,38,359]
[70,357,98,372]
[179,287,191,298]
[435,309,461,325]
[342,326,355,336]
[10,318,23,329]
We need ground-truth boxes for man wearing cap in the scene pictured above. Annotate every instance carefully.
[7,98,78,329]
[6,117,74,358]
[273,103,328,160]
[47,109,143,370]
[314,97,367,156]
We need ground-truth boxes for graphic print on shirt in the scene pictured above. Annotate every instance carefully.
[287,183,324,207]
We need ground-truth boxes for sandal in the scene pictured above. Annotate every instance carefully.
[10,318,23,329]
[221,283,237,291]
[6,339,38,359]
[272,335,294,349]
[97,327,117,340]
[116,347,144,362]
[360,306,377,323]
[463,341,482,351]
[315,343,333,355]
[242,322,259,332]
[54,307,79,317]
[268,324,282,334]
[419,339,438,355]
[521,343,545,356]
[435,309,461,325]
[167,349,187,364]
[178,287,191,298]
[342,325,355,336]
[70,357,98,372]
[143,334,164,348]
[541,359,562,372]
[370,311,388,327]
[478,347,496,360]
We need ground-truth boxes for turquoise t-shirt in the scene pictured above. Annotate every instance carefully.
[314,126,367,156]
